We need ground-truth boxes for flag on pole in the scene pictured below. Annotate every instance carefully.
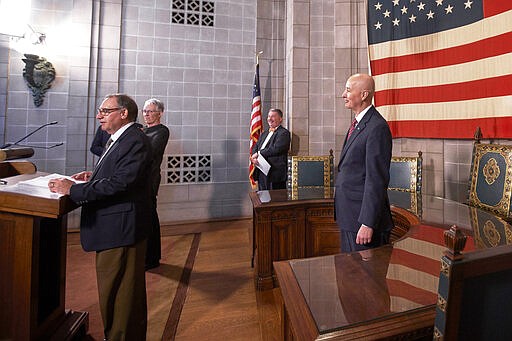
[367,0,512,139]
[249,63,263,189]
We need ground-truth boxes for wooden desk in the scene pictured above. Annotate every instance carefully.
[249,189,339,290]
[249,189,419,291]
[273,195,512,340]
[0,171,88,340]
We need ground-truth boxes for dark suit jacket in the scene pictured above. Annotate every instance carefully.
[70,123,152,252]
[143,124,170,196]
[334,106,393,234]
[90,126,110,157]
[251,125,291,183]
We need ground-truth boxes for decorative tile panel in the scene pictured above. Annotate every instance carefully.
[165,154,212,184]
[171,0,215,27]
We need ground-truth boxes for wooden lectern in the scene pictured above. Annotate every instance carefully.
[0,161,88,340]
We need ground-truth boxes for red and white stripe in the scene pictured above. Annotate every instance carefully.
[249,64,262,189]
[370,2,512,139]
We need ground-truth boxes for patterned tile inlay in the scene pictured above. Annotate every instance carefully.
[171,0,215,26]
[165,154,212,184]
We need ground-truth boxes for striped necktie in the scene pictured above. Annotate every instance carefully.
[105,137,113,151]
[96,137,113,167]
[347,119,357,139]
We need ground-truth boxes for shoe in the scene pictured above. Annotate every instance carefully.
[145,262,160,271]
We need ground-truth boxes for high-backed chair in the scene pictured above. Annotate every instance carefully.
[468,139,512,222]
[287,150,334,199]
[388,151,422,217]
[434,225,512,340]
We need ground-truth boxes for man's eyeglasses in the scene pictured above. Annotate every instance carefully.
[98,107,124,116]
[142,109,161,115]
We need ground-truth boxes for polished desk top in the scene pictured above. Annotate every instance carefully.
[249,188,334,208]
[275,194,512,335]
[250,188,412,212]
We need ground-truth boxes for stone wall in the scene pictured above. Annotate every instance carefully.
[1,0,503,226]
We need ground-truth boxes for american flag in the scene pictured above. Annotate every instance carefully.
[249,63,263,189]
[367,0,512,139]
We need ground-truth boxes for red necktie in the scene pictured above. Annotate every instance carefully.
[347,119,357,139]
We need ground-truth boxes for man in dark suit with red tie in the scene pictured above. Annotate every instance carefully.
[48,94,152,340]
[250,108,291,190]
[334,73,394,253]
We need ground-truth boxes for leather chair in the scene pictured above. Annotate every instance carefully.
[388,151,422,217]
[468,140,512,222]
[287,150,334,199]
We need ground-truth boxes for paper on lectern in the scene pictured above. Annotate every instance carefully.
[10,173,84,198]
[17,173,80,189]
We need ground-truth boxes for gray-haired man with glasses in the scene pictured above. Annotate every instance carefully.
[48,93,152,340]
[142,98,170,271]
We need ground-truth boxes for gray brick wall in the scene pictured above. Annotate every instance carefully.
[1,0,505,225]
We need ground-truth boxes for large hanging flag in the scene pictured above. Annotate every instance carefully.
[249,63,263,189]
[367,1,512,139]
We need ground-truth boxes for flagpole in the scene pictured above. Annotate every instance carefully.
[256,50,262,65]
[249,51,264,190]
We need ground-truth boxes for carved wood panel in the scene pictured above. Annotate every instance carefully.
[271,209,304,262]
[305,207,340,257]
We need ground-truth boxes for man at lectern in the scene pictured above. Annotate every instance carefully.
[334,74,393,253]
[48,94,152,341]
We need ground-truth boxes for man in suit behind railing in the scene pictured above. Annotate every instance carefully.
[250,108,291,190]
[334,74,394,253]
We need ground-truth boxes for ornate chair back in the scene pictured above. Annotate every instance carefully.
[468,142,512,222]
[287,150,334,199]
[388,151,422,217]
[434,225,512,340]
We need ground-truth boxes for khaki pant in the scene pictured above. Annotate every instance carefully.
[96,239,147,341]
